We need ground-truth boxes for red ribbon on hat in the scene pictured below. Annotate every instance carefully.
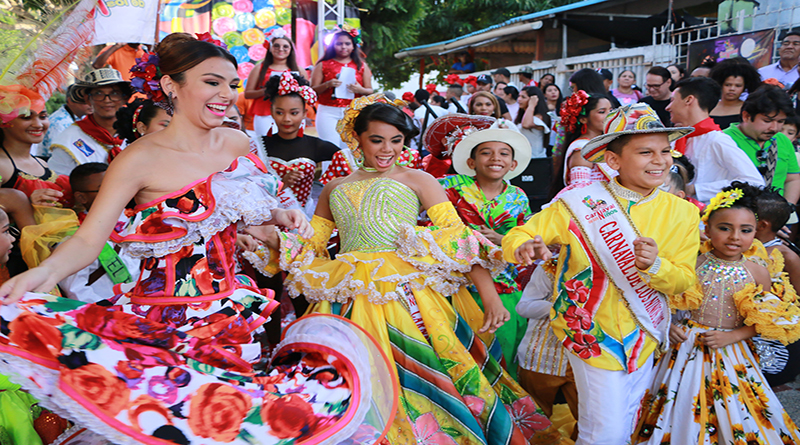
[277,71,317,106]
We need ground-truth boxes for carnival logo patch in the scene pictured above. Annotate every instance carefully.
[582,194,618,223]
[73,139,95,157]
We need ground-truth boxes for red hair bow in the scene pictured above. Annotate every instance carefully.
[444,74,463,86]
[402,92,414,102]
[277,71,317,106]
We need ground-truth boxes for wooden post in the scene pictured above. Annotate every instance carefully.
[153,0,162,45]
[419,58,425,89]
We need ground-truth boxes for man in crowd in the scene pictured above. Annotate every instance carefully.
[445,83,468,113]
[492,67,512,86]
[666,76,764,203]
[413,89,449,133]
[93,43,145,82]
[49,68,132,175]
[758,31,800,88]
[518,67,536,87]
[597,68,613,91]
[38,85,93,159]
[640,66,674,126]
[724,85,800,203]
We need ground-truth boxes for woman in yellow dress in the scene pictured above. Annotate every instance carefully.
[246,94,564,445]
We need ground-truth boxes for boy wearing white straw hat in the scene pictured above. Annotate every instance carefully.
[502,103,701,444]
[436,115,532,377]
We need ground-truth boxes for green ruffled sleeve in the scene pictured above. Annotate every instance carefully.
[395,201,506,281]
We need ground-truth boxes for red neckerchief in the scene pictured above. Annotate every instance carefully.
[75,115,124,161]
[673,117,720,154]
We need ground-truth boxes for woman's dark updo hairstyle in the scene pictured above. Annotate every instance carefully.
[155,33,238,86]
[549,94,610,199]
[114,98,162,143]
[263,73,311,104]
[319,31,363,70]
[706,181,761,223]
[353,103,418,143]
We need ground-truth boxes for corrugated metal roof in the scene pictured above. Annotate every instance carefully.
[399,0,611,53]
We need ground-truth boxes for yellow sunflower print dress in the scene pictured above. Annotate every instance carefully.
[634,250,800,445]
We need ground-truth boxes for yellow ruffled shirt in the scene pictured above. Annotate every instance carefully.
[502,180,700,372]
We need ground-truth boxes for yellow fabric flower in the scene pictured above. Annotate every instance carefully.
[702,188,744,223]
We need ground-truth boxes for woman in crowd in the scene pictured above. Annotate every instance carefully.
[709,57,762,129]
[0,86,71,208]
[244,30,305,136]
[516,86,551,158]
[543,83,563,148]
[311,29,373,147]
[539,73,555,88]
[469,91,503,118]
[550,90,614,198]
[113,98,171,144]
[246,95,564,445]
[667,63,686,85]
[569,68,620,107]
[0,32,394,445]
[610,69,643,106]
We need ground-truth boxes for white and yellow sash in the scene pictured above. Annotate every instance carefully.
[560,181,669,351]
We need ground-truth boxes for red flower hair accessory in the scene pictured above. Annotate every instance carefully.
[332,25,361,45]
[464,75,477,87]
[425,83,439,95]
[130,52,164,103]
[195,32,228,50]
[560,90,590,134]
[277,71,317,106]
[402,92,414,102]
[0,85,45,124]
[444,74,463,86]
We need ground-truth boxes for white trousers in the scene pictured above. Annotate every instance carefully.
[316,104,346,148]
[567,353,654,445]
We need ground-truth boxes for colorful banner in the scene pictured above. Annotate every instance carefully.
[93,0,160,45]
[687,29,775,70]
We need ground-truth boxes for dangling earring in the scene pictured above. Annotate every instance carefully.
[161,92,175,116]
[580,124,587,135]
[395,146,412,167]
[298,121,305,138]
[353,147,365,168]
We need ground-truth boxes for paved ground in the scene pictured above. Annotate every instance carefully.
[776,375,800,422]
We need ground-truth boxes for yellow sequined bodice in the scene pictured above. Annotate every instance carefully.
[330,177,420,253]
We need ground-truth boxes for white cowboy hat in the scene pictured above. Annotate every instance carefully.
[452,120,532,180]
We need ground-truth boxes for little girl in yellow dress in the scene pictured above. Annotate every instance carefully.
[247,94,565,445]
[634,182,800,444]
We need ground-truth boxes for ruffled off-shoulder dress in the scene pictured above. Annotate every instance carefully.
[246,176,565,445]
[0,154,395,445]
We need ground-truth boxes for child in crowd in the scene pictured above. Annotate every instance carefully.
[755,187,800,290]
[113,98,171,144]
[516,263,579,440]
[438,115,533,377]
[752,187,800,388]
[57,163,139,302]
[635,182,800,444]
[504,103,700,445]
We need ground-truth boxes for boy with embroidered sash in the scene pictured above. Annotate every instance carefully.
[435,115,534,377]
[503,103,700,444]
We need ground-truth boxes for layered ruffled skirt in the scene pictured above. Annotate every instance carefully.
[0,288,395,445]
[634,319,800,444]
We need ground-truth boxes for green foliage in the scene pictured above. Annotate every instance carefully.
[354,0,581,88]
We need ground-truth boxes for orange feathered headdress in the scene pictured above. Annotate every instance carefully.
[0,85,45,124]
